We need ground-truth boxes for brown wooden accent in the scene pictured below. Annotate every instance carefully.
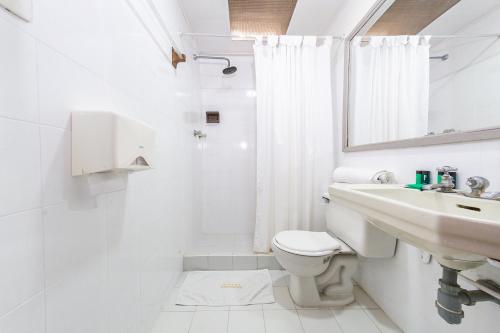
[206,111,220,124]
[367,0,460,35]
[228,0,298,35]
[172,47,186,69]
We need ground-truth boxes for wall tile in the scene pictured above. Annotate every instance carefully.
[0,210,44,316]
[0,293,45,333]
[198,58,256,236]
[0,0,200,331]
[45,263,107,333]
[0,18,38,123]
[0,118,41,216]
[40,126,91,206]
[37,43,113,129]
[43,200,106,287]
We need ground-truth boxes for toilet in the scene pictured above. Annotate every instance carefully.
[272,196,397,307]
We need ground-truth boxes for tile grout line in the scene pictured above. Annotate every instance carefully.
[0,113,68,131]
[359,306,385,333]
[0,291,45,321]
[35,38,49,333]
[186,310,195,333]
[261,308,267,333]
[328,308,346,333]
[295,308,307,333]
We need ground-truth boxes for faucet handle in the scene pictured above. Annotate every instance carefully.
[437,166,457,173]
[437,166,457,175]
[466,176,490,191]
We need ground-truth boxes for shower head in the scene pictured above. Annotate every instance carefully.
[193,54,238,75]
[430,54,449,61]
[223,66,238,75]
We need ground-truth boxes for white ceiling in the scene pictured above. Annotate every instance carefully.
[178,0,253,55]
[287,0,344,35]
[177,0,345,55]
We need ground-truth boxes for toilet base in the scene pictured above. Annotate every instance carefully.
[288,254,358,307]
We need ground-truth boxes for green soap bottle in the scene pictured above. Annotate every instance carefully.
[416,171,431,185]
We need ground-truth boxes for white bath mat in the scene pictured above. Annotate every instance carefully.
[176,269,275,306]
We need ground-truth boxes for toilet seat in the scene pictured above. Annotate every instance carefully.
[273,231,341,256]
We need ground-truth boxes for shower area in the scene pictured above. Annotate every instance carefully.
[185,52,278,270]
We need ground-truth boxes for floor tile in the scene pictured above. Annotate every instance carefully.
[263,309,304,333]
[353,286,379,309]
[230,304,263,311]
[189,311,229,333]
[175,272,188,287]
[228,310,265,333]
[196,305,230,311]
[365,309,403,333]
[151,312,193,333]
[263,287,295,310]
[269,270,290,287]
[332,308,380,333]
[298,309,342,333]
[161,288,196,312]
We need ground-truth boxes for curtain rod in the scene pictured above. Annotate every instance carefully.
[179,32,344,40]
[361,33,500,41]
[431,33,500,39]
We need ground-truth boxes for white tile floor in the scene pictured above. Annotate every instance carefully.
[184,234,282,271]
[152,271,403,333]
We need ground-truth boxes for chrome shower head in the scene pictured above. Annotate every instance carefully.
[193,54,237,75]
[222,66,238,75]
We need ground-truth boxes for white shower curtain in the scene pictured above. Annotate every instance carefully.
[253,36,335,253]
[349,36,430,146]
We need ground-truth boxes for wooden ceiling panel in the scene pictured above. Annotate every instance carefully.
[367,0,461,35]
[229,0,298,35]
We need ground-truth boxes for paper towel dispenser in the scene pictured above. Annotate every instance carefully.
[71,111,155,176]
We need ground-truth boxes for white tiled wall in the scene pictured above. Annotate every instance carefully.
[0,1,200,332]
[196,56,257,237]
[326,1,500,332]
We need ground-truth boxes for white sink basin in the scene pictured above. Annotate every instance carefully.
[329,183,500,270]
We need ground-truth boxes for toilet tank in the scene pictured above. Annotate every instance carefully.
[326,199,396,258]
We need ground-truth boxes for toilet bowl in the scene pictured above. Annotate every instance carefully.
[272,195,397,308]
[272,230,358,307]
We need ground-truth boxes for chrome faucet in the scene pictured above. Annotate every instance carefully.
[463,176,489,198]
[425,166,457,193]
[462,176,500,200]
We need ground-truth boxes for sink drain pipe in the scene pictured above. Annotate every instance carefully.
[436,266,500,324]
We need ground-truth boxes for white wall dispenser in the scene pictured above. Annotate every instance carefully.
[71,111,156,176]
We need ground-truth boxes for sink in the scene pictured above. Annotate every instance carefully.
[329,183,500,270]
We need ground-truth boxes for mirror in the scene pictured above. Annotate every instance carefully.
[344,0,500,151]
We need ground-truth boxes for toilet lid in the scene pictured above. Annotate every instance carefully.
[273,231,341,256]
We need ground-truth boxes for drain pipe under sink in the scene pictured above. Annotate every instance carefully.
[436,265,500,324]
